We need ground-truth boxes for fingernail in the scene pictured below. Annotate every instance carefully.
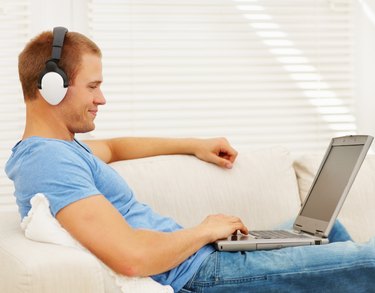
[226,162,233,169]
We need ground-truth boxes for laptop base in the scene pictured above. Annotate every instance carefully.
[215,231,329,251]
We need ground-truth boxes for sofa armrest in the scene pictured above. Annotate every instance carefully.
[0,211,107,293]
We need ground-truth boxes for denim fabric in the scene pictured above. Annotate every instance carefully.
[179,222,375,292]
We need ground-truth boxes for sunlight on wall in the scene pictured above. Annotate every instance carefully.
[233,0,357,136]
[358,0,375,27]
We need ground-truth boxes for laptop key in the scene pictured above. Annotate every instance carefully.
[249,230,310,239]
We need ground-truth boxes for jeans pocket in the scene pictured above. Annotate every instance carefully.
[178,288,194,293]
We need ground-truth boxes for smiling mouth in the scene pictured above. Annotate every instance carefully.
[88,110,98,117]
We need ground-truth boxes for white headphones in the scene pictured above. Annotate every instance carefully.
[37,27,69,105]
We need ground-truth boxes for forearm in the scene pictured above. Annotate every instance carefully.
[124,226,210,277]
[85,136,237,168]
[107,137,199,162]
[120,214,246,277]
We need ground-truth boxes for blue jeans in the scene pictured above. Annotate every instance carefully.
[179,222,375,292]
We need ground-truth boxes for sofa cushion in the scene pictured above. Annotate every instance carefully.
[294,154,375,243]
[110,147,301,230]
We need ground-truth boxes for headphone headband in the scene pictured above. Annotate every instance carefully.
[37,27,69,105]
[51,27,68,61]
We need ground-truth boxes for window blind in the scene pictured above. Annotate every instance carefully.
[0,0,356,209]
[87,0,356,153]
[0,1,29,210]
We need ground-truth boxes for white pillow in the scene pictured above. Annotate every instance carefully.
[21,194,173,293]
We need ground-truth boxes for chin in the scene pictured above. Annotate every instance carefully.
[73,124,96,134]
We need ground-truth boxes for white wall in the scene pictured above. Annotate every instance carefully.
[354,0,375,137]
[29,0,88,35]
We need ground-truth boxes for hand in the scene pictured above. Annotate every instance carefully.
[198,214,249,243]
[193,137,238,169]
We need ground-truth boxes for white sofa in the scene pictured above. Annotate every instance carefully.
[1,147,375,292]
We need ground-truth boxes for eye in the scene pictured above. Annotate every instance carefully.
[88,82,102,90]
[88,85,98,90]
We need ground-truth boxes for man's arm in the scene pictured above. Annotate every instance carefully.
[83,137,238,168]
[56,195,248,277]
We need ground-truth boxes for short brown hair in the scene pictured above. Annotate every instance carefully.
[18,30,102,101]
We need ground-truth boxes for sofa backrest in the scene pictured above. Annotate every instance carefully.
[110,147,301,230]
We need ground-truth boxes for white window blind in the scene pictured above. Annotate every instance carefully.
[88,0,356,153]
[0,1,29,210]
[0,0,357,208]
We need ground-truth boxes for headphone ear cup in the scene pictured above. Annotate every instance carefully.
[39,71,68,105]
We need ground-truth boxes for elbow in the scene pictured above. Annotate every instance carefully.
[115,253,150,277]
[118,265,139,277]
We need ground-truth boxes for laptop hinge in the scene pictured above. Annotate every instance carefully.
[293,228,324,238]
[314,230,325,237]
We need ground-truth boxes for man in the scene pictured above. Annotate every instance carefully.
[6,28,375,292]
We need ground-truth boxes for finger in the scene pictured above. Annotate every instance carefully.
[233,223,249,235]
[219,148,238,163]
[231,217,249,235]
[239,225,249,235]
[209,154,233,169]
[219,158,233,169]
[232,230,241,235]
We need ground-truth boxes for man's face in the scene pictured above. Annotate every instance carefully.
[58,53,106,135]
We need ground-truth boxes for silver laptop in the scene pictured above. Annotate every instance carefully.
[215,135,373,251]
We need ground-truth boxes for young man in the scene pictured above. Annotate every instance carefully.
[6,28,375,292]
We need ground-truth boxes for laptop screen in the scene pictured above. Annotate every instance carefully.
[299,144,364,222]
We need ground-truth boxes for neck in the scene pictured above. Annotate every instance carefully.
[22,99,74,141]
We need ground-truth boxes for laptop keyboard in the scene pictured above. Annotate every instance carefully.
[249,230,311,239]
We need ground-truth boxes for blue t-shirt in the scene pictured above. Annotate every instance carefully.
[5,136,214,291]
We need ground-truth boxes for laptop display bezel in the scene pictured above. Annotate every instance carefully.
[293,135,373,237]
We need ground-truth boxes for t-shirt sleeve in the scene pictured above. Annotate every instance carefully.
[17,143,101,217]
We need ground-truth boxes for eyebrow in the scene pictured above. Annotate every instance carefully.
[88,80,103,86]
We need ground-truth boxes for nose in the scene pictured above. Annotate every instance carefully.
[94,89,106,105]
